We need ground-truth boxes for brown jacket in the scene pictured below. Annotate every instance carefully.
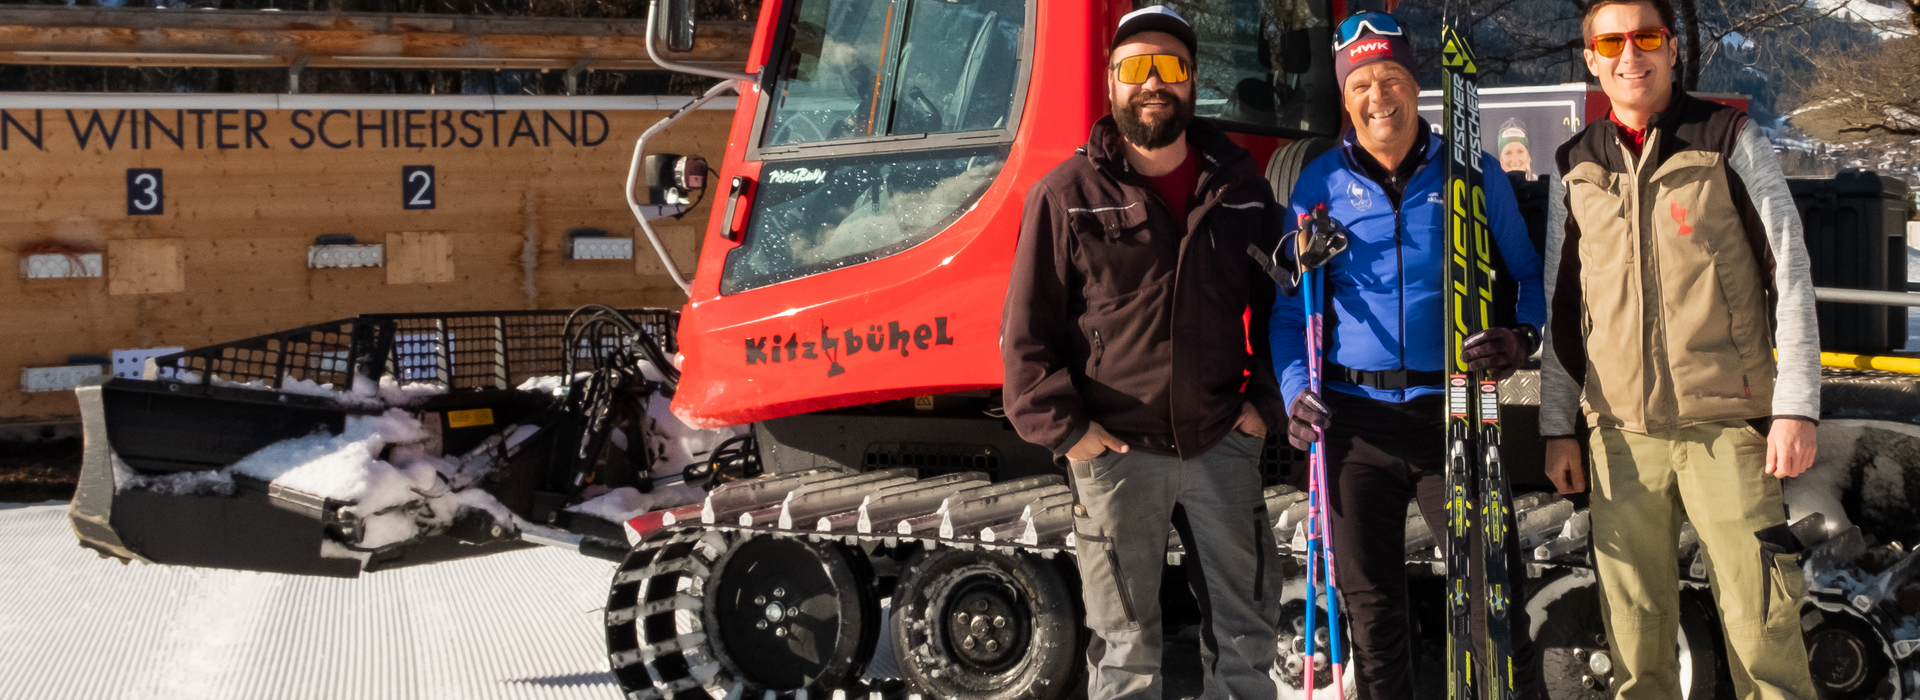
[1001,117,1285,459]
[1541,94,1821,435]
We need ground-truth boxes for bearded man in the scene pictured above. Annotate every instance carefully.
[1001,6,1288,700]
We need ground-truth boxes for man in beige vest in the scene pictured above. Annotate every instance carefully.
[1538,0,1821,698]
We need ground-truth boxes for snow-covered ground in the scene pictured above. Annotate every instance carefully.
[0,502,621,700]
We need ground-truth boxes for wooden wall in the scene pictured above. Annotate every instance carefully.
[0,94,733,422]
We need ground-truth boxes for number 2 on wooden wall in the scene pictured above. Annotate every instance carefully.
[403,165,436,210]
[126,169,163,216]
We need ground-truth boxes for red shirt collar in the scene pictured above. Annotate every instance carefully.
[1608,110,1648,157]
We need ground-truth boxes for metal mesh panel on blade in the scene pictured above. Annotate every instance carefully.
[155,318,389,390]
[151,309,676,394]
[374,309,675,391]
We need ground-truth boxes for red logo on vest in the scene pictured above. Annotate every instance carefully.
[1671,201,1693,236]
[1348,40,1391,60]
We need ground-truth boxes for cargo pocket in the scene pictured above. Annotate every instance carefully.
[1073,518,1140,630]
[1756,523,1808,632]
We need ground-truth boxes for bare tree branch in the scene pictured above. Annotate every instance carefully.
[1793,36,1920,142]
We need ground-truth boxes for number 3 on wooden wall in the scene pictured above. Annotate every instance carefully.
[126,169,163,216]
[403,165,436,210]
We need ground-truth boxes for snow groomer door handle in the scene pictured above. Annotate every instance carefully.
[721,175,753,242]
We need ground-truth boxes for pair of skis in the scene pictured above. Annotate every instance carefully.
[1439,25,1517,700]
[1293,25,1517,700]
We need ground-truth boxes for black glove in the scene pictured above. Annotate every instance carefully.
[1291,204,1350,275]
[1463,325,1537,381]
[1287,391,1332,452]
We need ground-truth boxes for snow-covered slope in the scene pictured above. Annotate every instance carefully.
[0,503,620,700]
[1809,0,1916,38]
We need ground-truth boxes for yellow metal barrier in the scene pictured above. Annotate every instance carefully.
[1821,351,1920,375]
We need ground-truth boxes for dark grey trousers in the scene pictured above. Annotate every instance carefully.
[1070,430,1280,700]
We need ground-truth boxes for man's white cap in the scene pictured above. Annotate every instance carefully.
[1112,5,1198,56]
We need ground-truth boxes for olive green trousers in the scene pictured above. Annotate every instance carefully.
[1588,420,1816,700]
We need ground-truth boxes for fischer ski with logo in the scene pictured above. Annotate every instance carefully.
[1439,24,1517,700]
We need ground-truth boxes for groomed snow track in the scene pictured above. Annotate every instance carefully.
[0,502,624,700]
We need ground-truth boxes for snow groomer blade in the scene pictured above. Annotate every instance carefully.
[71,377,528,577]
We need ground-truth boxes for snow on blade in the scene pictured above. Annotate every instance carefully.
[516,373,591,396]
[565,484,707,525]
[111,454,235,496]
[116,358,743,566]
[230,410,437,511]
[196,373,383,409]
[115,407,520,557]
[229,408,517,550]
[170,368,448,409]
[374,374,449,405]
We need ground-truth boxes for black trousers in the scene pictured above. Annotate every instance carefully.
[1320,390,1543,700]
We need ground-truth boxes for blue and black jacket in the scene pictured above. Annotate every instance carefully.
[1271,123,1546,406]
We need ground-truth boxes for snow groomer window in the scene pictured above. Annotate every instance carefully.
[1150,0,1342,137]
[720,147,1006,295]
[725,0,1030,294]
[757,0,1026,149]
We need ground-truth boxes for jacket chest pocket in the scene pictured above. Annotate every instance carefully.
[1648,152,1735,261]
[1070,202,1156,290]
[1567,170,1634,289]
[1647,151,1724,232]
[1070,202,1151,244]
[1565,163,1628,246]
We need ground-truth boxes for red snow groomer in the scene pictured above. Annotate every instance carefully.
[67,1,1920,699]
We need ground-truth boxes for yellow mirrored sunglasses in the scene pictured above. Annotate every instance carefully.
[1110,54,1192,84]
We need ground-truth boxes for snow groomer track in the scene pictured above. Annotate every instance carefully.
[605,463,1595,700]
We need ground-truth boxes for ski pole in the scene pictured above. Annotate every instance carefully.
[1302,454,1321,696]
[1305,262,1345,699]
[1314,424,1347,700]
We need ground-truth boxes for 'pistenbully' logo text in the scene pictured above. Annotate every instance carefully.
[767,168,827,185]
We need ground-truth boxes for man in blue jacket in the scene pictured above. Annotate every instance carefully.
[1269,12,1547,700]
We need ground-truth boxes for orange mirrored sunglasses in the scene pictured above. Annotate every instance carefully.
[1588,27,1669,58]
[1111,54,1192,84]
